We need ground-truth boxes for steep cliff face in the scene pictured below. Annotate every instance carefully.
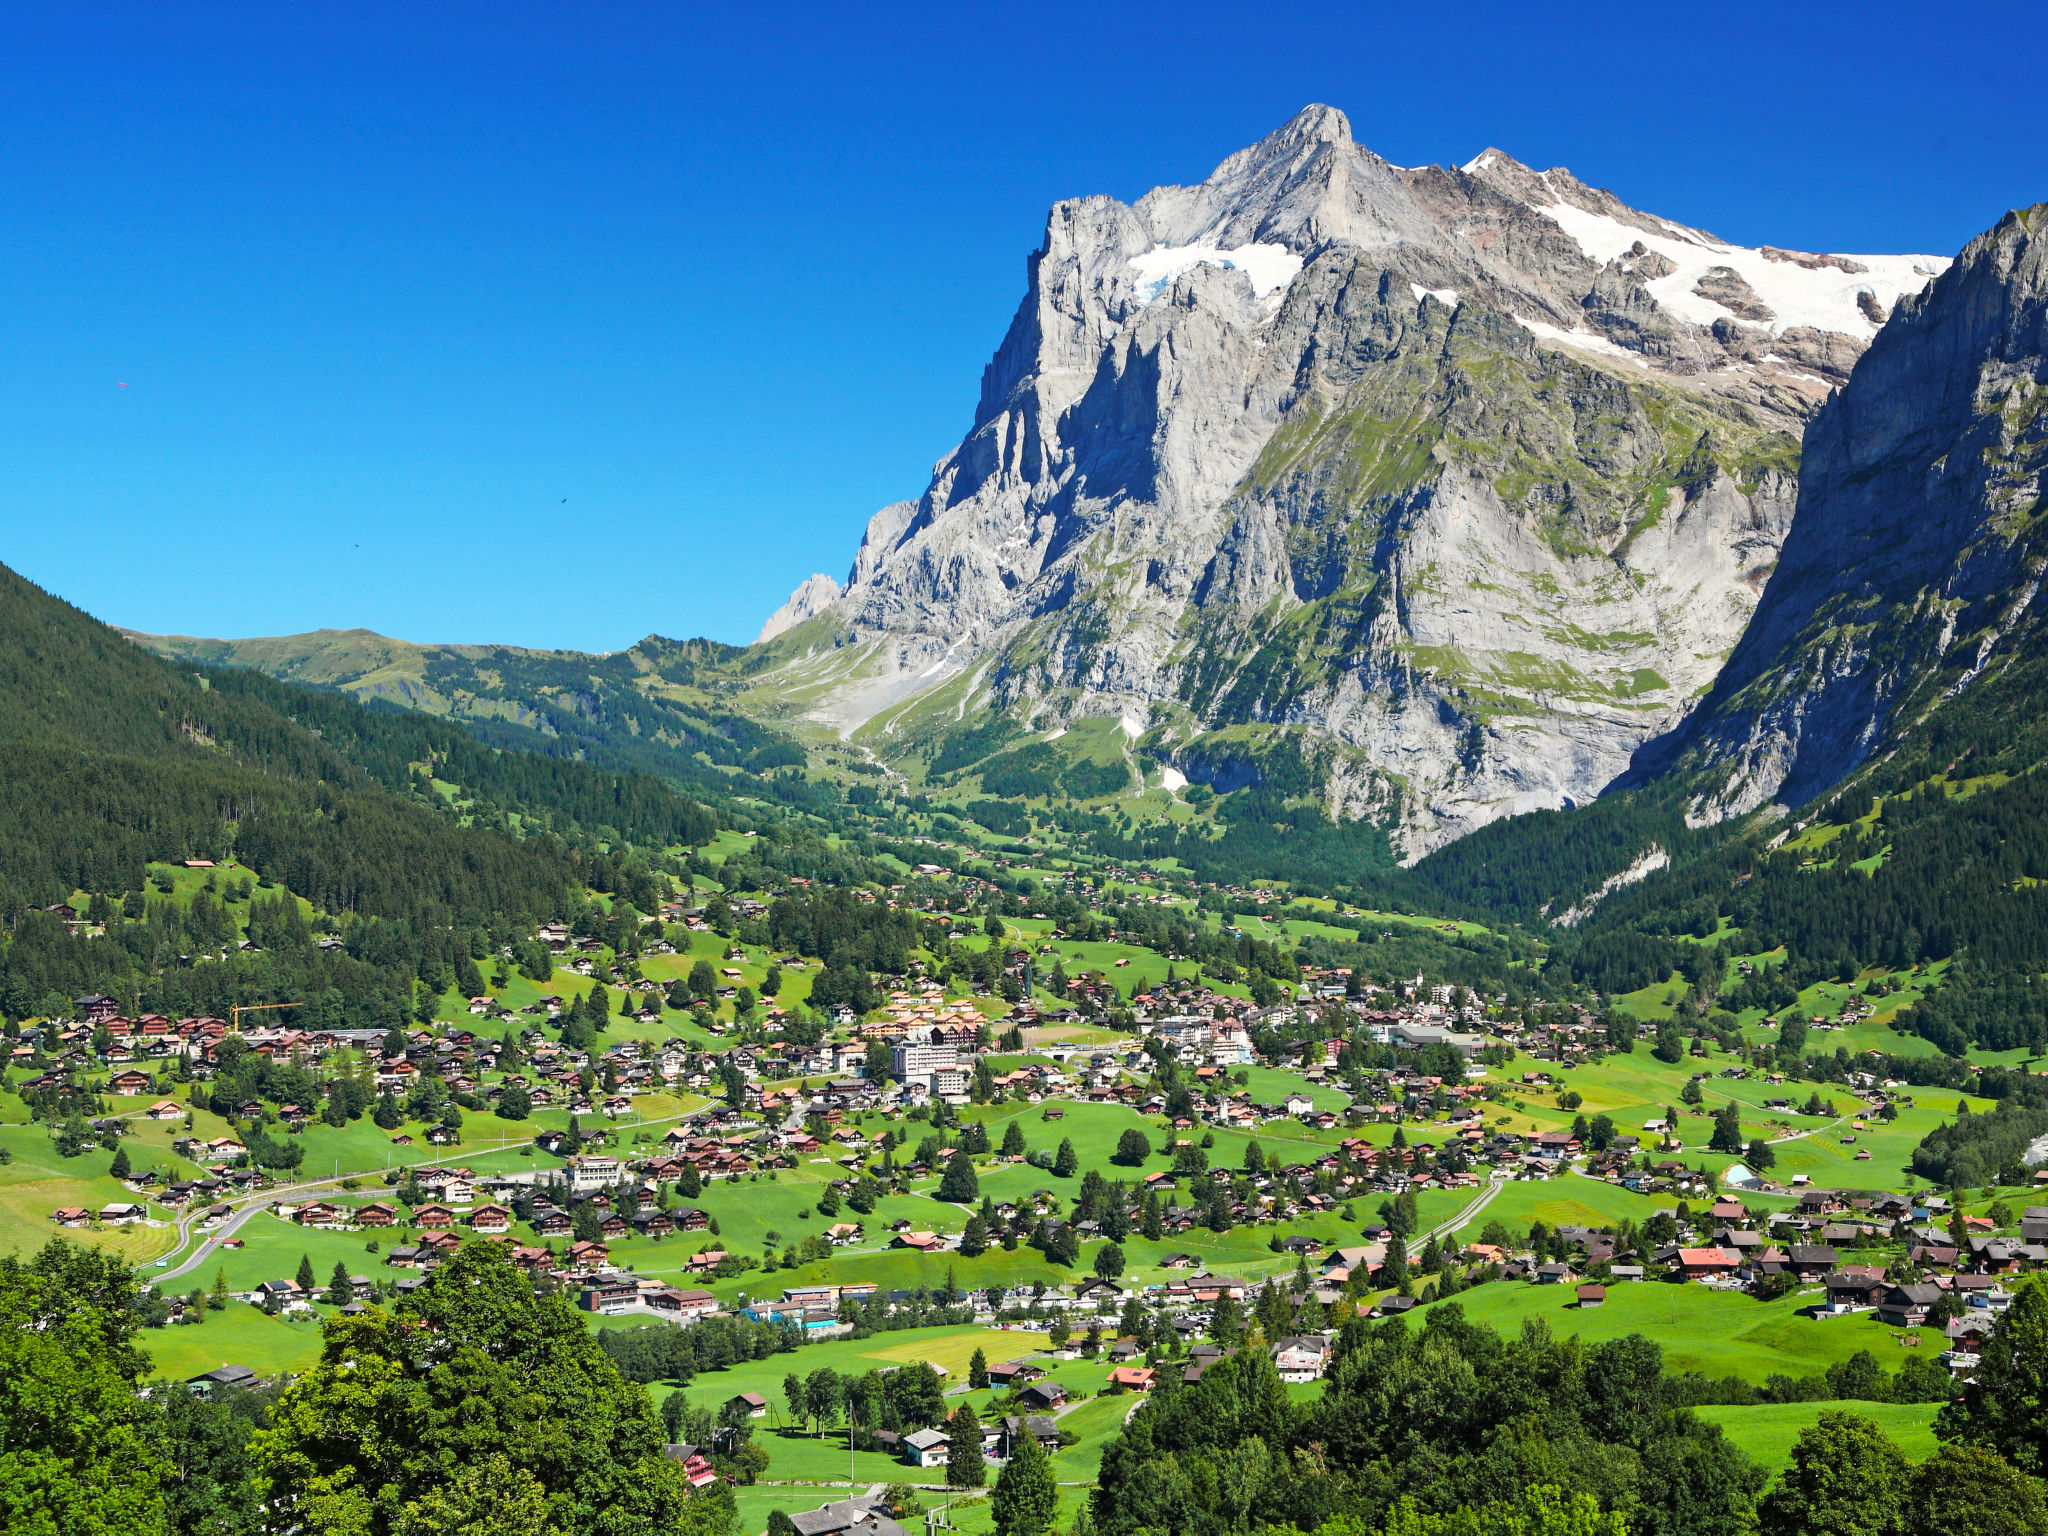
[764,105,1947,855]
[1625,205,2048,819]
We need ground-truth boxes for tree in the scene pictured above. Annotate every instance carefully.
[1002,1120,1028,1158]
[108,1143,132,1179]
[496,1080,532,1120]
[1094,1242,1126,1281]
[962,1215,989,1257]
[1113,1129,1150,1167]
[0,1238,169,1536]
[1680,1076,1704,1106]
[991,1422,1058,1536]
[946,1404,985,1489]
[1937,1278,2048,1474]
[159,1384,261,1536]
[969,1347,990,1389]
[1905,1442,2048,1536]
[295,1252,316,1293]
[1053,1138,1078,1178]
[1747,1137,1778,1172]
[939,1148,980,1203]
[253,1241,704,1536]
[1757,1410,1909,1536]
[1708,1102,1745,1154]
[325,1260,353,1307]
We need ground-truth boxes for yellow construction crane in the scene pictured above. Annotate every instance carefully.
[228,1001,297,1033]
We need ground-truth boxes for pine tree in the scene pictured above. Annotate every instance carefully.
[296,1253,316,1293]
[326,1260,354,1306]
[108,1144,130,1179]
[946,1403,985,1489]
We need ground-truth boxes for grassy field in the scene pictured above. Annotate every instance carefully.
[1694,1400,1942,1471]
[1413,1279,1913,1379]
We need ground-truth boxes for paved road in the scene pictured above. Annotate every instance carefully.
[142,1104,709,1283]
[1418,1171,1509,1245]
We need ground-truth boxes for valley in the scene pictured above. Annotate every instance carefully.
[7,96,2047,1536]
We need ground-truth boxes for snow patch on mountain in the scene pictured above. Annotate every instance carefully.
[1127,241,1303,303]
[1532,199,1947,339]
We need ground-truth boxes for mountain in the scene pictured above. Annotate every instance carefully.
[127,625,813,809]
[0,561,711,921]
[1623,202,2048,819]
[756,104,1947,857]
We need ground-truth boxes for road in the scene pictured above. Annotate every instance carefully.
[142,1104,709,1283]
[1417,1170,1509,1246]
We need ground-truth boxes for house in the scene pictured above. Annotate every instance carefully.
[1879,1283,1945,1328]
[1675,1247,1741,1280]
[663,1444,720,1490]
[99,1202,146,1225]
[788,1501,909,1536]
[50,1206,91,1227]
[903,1427,950,1468]
[986,1360,1043,1386]
[1576,1284,1607,1308]
[998,1415,1062,1458]
[1109,1366,1156,1391]
[647,1287,722,1323]
[186,1364,259,1398]
[1270,1336,1331,1383]
[1019,1379,1067,1411]
[469,1204,513,1233]
[109,1070,153,1095]
[724,1392,770,1420]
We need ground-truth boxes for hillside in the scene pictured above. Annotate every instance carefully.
[128,625,817,814]
[0,560,719,1022]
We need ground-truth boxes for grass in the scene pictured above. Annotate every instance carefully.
[1412,1279,1915,1379]
[1694,1400,1942,1471]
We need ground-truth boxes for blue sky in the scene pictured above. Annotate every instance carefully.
[2,2,2042,650]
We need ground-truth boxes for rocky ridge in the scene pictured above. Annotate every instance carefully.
[1623,204,2048,820]
[758,105,1949,856]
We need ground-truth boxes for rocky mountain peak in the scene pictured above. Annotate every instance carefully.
[751,111,1961,856]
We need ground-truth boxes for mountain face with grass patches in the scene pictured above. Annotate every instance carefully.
[1622,203,2048,822]
[761,104,1946,857]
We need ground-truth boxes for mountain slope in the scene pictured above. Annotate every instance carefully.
[0,563,709,918]
[128,625,812,809]
[1625,203,2048,818]
[754,104,1946,856]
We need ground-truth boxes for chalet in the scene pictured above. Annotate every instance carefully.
[1109,1365,1156,1390]
[50,1206,91,1227]
[1879,1283,1945,1328]
[186,1364,259,1398]
[1576,1284,1607,1308]
[663,1444,720,1490]
[986,1360,1043,1386]
[902,1427,950,1468]
[1019,1379,1067,1411]
[724,1391,770,1419]
[998,1415,1061,1458]
[647,1287,722,1322]
[1675,1248,1741,1280]
[469,1204,513,1233]
[1270,1336,1330,1382]
[413,1204,456,1230]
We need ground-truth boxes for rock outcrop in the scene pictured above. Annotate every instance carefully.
[765,105,1948,855]
[1624,204,2048,819]
[757,573,843,644]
